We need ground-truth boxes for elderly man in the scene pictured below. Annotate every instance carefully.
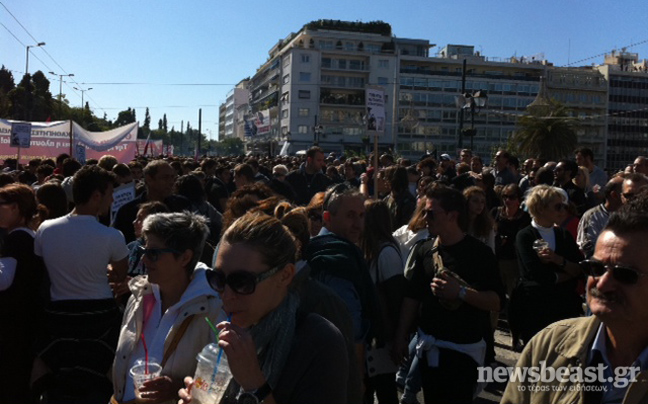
[502,204,648,404]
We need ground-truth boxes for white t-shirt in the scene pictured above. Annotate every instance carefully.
[34,213,129,301]
[369,243,404,284]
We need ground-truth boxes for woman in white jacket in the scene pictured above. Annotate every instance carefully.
[111,211,226,404]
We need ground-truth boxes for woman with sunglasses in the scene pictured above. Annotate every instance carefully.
[0,184,48,403]
[182,211,348,404]
[510,185,584,347]
[111,211,225,404]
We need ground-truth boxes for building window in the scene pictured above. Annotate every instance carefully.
[338,59,347,69]
[301,54,310,63]
[319,40,333,50]
[299,108,309,117]
[283,74,290,84]
[298,90,311,99]
[299,72,311,82]
[298,125,308,134]
[322,57,332,68]
[282,109,289,118]
[378,59,389,68]
[345,42,355,51]
[283,55,290,68]
[377,77,389,85]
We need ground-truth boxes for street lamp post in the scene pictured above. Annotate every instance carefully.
[25,42,45,75]
[49,72,74,117]
[456,90,488,151]
[73,87,93,126]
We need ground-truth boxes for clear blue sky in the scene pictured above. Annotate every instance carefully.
[2,0,647,140]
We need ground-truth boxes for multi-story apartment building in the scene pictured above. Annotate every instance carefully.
[245,20,428,155]
[596,50,648,171]
[223,79,250,140]
[218,102,226,140]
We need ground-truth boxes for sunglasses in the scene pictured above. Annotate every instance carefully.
[502,194,518,200]
[139,246,182,262]
[580,259,647,285]
[209,265,283,295]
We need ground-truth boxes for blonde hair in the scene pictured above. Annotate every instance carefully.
[525,185,564,220]
[573,166,590,190]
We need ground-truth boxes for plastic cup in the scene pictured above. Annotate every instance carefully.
[192,348,233,404]
[130,361,162,399]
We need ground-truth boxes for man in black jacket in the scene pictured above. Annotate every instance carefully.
[286,146,332,205]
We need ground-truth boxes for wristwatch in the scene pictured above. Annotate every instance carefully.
[458,285,467,301]
[238,382,272,404]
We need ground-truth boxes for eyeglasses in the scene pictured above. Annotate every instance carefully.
[208,265,283,295]
[580,259,647,285]
[139,246,182,262]
[502,194,518,200]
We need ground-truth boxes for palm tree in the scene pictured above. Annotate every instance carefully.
[512,98,577,161]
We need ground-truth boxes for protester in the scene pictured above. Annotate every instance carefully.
[285,146,332,205]
[577,176,624,258]
[181,212,349,404]
[502,203,648,404]
[111,211,224,404]
[392,184,503,404]
[361,200,405,404]
[464,186,496,253]
[33,165,129,404]
[384,165,417,232]
[0,184,48,404]
[510,185,583,346]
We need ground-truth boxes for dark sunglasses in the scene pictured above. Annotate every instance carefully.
[580,259,647,285]
[209,265,283,295]
[139,246,181,262]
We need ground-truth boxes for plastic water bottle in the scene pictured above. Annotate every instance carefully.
[192,343,233,404]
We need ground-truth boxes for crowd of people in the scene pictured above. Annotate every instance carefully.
[1,145,648,404]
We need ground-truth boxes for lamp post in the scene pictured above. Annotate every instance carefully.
[49,72,74,117]
[73,87,93,109]
[455,90,488,151]
[25,42,45,75]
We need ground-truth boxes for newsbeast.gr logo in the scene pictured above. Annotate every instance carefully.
[478,361,640,390]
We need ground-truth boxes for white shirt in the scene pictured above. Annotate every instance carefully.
[34,213,129,301]
[531,220,556,251]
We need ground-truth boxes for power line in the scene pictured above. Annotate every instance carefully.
[564,38,648,67]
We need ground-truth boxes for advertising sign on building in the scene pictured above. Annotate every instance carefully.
[365,87,386,134]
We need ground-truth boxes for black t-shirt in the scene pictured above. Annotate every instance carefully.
[405,235,505,344]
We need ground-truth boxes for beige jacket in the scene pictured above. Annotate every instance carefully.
[112,265,223,403]
[501,316,648,404]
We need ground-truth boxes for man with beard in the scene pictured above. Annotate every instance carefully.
[502,204,648,404]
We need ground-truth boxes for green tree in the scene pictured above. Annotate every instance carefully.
[511,100,577,161]
[0,66,16,117]
[143,107,151,134]
[115,107,136,127]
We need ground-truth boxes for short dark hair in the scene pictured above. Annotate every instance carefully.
[62,158,82,178]
[604,177,623,200]
[558,159,579,179]
[425,183,468,231]
[143,160,171,178]
[306,146,323,160]
[575,147,594,161]
[233,163,255,182]
[72,165,116,205]
[605,195,648,236]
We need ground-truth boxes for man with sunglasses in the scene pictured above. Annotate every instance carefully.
[392,184,504,404]
[502,206,648,404]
